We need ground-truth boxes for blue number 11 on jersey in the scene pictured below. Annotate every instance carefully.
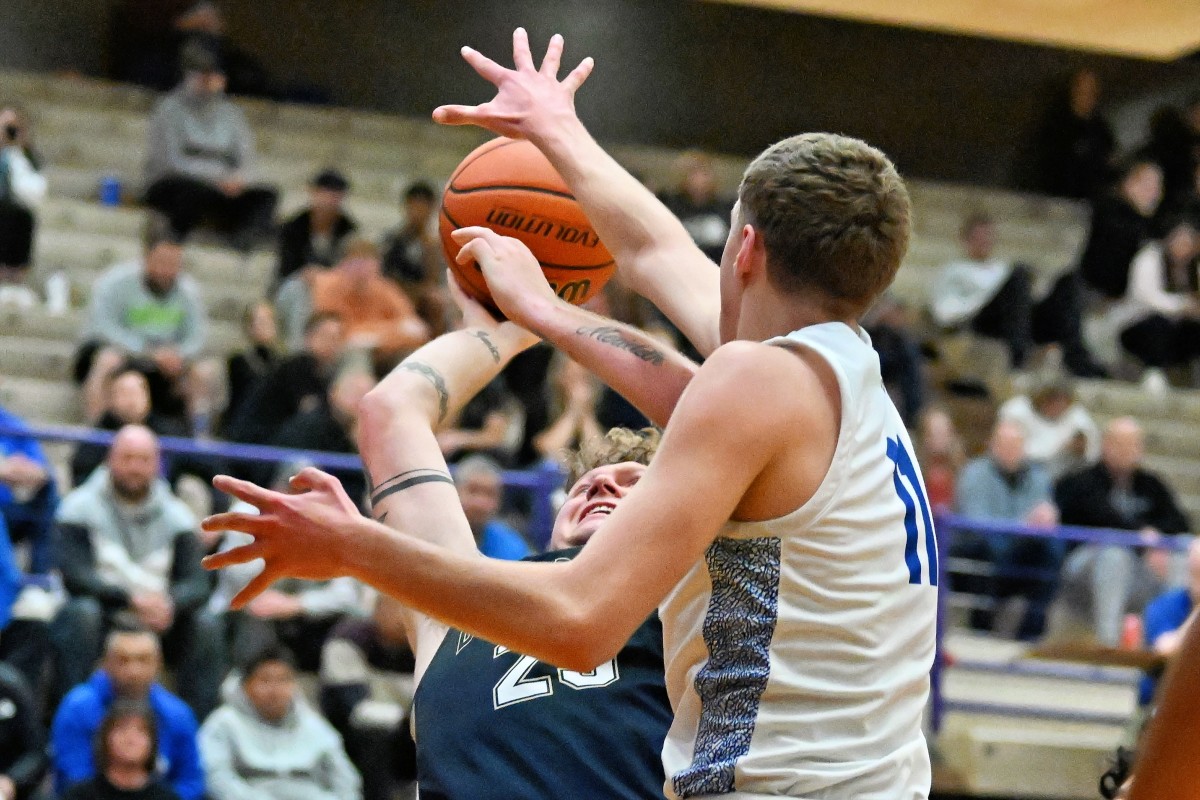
[886,437,938,587]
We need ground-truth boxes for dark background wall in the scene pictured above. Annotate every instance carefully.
[4,0,1199,187]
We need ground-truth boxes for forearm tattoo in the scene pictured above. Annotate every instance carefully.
[400,361,450,422]
[369,467,455,509]
[575,325,665,365]
[468,330,502,364]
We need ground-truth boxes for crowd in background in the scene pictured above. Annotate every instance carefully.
[1,8,1200,799]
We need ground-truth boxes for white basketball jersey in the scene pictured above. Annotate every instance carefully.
[659,322,938,799]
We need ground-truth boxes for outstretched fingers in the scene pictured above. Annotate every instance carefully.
[460,45,510,85]
[202,541,266,571]
[288,466,340,494]
[432,104,486,126]
[230,568,279,610]
[212,474,279,510]
[563,57,595,93]
[512,27,536,71]
[540,33,564,78]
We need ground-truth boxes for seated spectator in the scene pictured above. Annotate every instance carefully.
[1050,417,1191,646]
[382,182,451,336]
[221,301,280,435]
[1078,156,1164,301]
[998,377,1100,479]
[1036,68,1115,200]
[210,464,363,671]
[862,293,926,427]
[199,645,361,800]
[916,407,965,513]
[437,373,520,466]
[51,426,221,717]
[311,240,430,366]
[61,701,182,800]
[225,312,343,446]
[268,369,375,509]
[52,626,204,800]
[0,662,47,800]
[533,356,603,464]
[1104,218,1200,389]
[953,420,1061,639]
[455,456,531,561]
[930,212,1038,369]
[658,152,732,263]
[75,213,213,424]
[144,41,277,245]
[319,596,415,800]
[1138,538,1200,708]
[0,405,56,574]
[276,169,357,289]
[0,103,46,304]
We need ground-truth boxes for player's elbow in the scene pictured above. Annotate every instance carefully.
[552,602,626,672]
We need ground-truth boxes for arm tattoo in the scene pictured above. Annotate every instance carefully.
[575,325,665,365]
[468,330,502,364]
[400,361,450,422]
[369,467,455,509]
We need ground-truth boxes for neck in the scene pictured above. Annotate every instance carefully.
[106,765,149,791]
[735,291,851,342]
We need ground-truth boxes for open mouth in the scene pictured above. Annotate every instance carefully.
[580,501,616,522]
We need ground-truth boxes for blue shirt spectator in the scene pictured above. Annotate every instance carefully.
[478,520,531,561]
[1139,539,1200,706]
[0,406,56,573]
[51,629,204,800]
[456,456,531,560]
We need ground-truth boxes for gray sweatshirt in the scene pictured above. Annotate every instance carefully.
[199,685,362,800]
[146,86,256,185]
[83,261,207,359]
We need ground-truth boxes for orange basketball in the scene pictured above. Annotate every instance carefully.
[440,137,613,315]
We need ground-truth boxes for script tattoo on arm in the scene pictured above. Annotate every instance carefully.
[575,325,665,365]
[369,467,455,509]
[399,361,450,423]
[468,330,502,364]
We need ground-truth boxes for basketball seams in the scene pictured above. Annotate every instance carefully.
[446,138,522,187]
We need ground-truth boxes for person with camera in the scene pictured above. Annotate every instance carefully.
[0,105,47,308]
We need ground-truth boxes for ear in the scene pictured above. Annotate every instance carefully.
[734,224,766,283]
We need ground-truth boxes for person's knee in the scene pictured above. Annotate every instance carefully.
[1094,545,1136,577]
[88,347,127,384]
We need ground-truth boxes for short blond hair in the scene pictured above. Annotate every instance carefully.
[565,427,661,488]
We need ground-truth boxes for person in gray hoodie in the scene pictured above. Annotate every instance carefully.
[49,425,222,717]
[200,645,361,800]
[144,41,277,245]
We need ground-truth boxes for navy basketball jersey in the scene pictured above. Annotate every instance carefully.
[413,548,670,800]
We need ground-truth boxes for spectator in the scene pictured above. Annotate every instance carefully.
[267,370,375,509]
[454,456,531,561]
[916,407,965,513]
[318,596,415,800]
[1050,417,1191,646]
[1104,218,1200,389]
[75,213,212,424]
[221,301,280,435]
[1078,156,1164,301]
[0,663,47,800]
[953,420,1061,638]
[930,212,1037,369]
[51,426,221,717]
[225,312,343,446]
[382,182,450,336]
[998,377,1100,479]
[144,41,277,245]
[0,405,56,574]
[61,701,182,800]
[533,356,603,464]
[0,103,46,304]
[1036,68,1115,200]
[51,626,204,800]
[210,465,362,671]
[276,169,357,289]
[1138,538,1200,707]
[437,373,520,466]
[658,152,732,262]
[311,240,429,366]
[862,294,926,427]
[199,645,362,800]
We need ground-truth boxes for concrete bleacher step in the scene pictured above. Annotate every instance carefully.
[0,374,81,424]
[1076,379,1200,421]
[0,309,244,356]
[0,337,75,382]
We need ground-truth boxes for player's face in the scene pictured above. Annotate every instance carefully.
[549,462,647,549]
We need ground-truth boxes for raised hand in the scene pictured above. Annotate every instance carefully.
[451,227,559,329]
[432,28,594,142]
[447,273,542,351]
[201,468,363,609]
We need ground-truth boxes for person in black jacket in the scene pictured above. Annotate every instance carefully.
[274,169,357,289]
[1036,69,1116,200]
[61,700,181,800]
[221,301,280,435]
[0,662,47,800]
[1049,417,1191,646]
[1078,157,1164,300]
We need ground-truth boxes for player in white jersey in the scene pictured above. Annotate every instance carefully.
[202,30,937,799]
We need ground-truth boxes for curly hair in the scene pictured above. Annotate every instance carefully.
[738,132,911,316]
[565,427,661,488]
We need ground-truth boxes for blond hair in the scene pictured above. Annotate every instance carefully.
[565,427,661,488]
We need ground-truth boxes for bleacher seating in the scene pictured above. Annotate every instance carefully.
[5,68,1198,798]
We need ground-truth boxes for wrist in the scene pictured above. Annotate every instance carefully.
[526,112,588,156]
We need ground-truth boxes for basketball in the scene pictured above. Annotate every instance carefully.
[439,137,614,314]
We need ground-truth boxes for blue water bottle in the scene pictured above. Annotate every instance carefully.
[99,175,122,207]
